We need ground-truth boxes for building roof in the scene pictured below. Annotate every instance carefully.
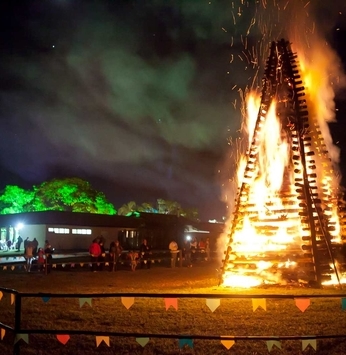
[0,211,143,229]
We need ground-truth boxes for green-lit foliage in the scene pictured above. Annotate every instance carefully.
[0,178,116,215]
[32,178,116,214]
[0,185,34,214]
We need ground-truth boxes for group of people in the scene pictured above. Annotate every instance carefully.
[23,238,54,273]
[169,237,211,268]
[89,236,123,272]
[88,237,153,272]
[88,236,212,272]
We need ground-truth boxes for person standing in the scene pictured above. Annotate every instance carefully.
[183,239,192,267]
[109,240,123,271]
[169,240,179,268]
[24,241,34,272]
[89,239,101,272]
[205,237,211,261]
[44,240,54,274]
[139,239,151,269]
[32,238,39,256]
[24,237,29,250]
[17,235,23,251]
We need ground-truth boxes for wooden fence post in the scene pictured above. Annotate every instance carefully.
[13,293,22,355]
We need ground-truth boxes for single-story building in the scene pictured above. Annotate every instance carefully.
[0,211,225,252]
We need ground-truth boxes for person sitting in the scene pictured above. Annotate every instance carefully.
[89,239,101,272]
[128,251,138,271]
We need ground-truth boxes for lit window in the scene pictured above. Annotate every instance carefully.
[47,227,70,234]
[72,229,92,235]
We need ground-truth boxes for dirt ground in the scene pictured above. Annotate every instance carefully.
[1,261,346,355]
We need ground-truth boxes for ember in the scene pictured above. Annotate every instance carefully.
[221,39,346,289]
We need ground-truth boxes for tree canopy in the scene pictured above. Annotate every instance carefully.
[118,198,199,221]
[0,178,199,219]
[0,178,116,215]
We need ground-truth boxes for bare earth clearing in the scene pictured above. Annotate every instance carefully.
[1,262,346,354]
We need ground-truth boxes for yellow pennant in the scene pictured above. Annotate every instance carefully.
[96,336,110,347]
[220,336,235,350]
[252,298,266,311]
[302,338,317,351]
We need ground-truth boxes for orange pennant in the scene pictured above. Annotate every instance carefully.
[121,297,134,310]
[295,298,310,312]
[1,328,5,340]
[164,298,178,310]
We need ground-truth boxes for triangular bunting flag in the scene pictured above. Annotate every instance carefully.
[80,263,84,267]
[79,298,92,307]
[3,266,7,271]
[158,259,161,263]
[11,294,15,305]
[11,266,15,271]
[105,262,109,266]
[1,328,5,340]
[71,263,75,268]
[14,333,29,344]
[302,338,317,351]
[151,260,155,264]
[220,336,235,350]
[165,298,178,310]
[56,334,70,345]
[96,336,110,347]
[62,264,66,268]
[252,298,266,311]
[42,297,50,303]
[0,291,3,301]
[52,264,57,268]
[206,298,220,312]
[267,340,281,352]
[136,337,150,347]
[295,298,310,312]
[341,298,346,310]
[178,338,193,349]
[121,297,134,310]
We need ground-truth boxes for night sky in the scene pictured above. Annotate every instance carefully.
[0,1,346,221]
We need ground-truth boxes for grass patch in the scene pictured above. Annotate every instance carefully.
[1,262,346,354]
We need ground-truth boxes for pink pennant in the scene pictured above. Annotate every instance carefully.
[295,298,310,312]
[57,334,70,345]
[164,298,178,310]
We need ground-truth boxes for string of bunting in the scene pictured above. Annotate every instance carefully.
[2,292,346,351]
[0,259,163,271]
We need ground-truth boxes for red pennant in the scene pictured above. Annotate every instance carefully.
[57,334,70,345]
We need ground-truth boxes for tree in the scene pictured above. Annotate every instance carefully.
[0,185,34,214]
[117,201,138,216]
[32,177,116,214]
[137,202,156,213]
[180,207,200,221]
[157,199,182,215]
